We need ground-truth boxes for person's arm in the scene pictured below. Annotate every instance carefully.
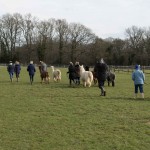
[132,72,135,81]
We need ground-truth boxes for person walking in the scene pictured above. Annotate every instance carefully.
[94,58,108,96]
[40,61,47,72]
[67,62,76,86]
[74,61,80,85]
[132,64,145,99]
[27,61,36,84]
[14,61,21,82]
[7,61,15,82]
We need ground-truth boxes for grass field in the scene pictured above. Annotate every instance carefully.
[0,66,150,150]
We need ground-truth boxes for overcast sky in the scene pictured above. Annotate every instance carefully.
[0,0,150,39]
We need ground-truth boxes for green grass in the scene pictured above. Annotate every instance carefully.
[0,66,150,150]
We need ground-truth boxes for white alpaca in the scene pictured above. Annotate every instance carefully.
[51,66,61,82]
[79,65,93,87]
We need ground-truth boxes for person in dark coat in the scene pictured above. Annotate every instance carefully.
[7,61,15,82]
[85,65,89,71]
[94,58,108,96]
[14,61,21,82]
[27,61,36,84]
[74,61,80,85]
[67,62,76,86]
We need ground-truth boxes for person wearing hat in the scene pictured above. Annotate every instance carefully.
[94,58,108,96]
[7,61,15,82]
[132,64,145,99]
[14,61,21,82]
[27,61,36,84]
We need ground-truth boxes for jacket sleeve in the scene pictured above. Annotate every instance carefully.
[132,72,135,81]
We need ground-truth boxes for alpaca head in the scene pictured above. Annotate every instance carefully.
[79,65,85,73]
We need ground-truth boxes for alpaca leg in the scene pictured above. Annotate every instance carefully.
[88,82,91,87]
[112,81,115,87]
[84,82,86,87]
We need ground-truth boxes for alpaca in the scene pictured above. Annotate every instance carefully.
[106,71,115,87]
[79,65,93,87]
[51,66,61,82]
[39,66,50,83]
[92,70,115,87]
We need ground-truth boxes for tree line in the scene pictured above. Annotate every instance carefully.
[0,13,150,66]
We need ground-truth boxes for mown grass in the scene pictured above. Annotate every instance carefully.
[0,66,150,150]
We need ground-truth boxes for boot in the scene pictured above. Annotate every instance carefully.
[141,93,144,99]
[100,92,104,96]
[134,93,137,99]
[103,91,106,96]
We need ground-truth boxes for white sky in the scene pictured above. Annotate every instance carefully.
[0,0,150,39]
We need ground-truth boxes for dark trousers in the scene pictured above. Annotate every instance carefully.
[98,79,105,95]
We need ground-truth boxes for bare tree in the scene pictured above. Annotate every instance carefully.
[125,26,145,64]
[55,19,69,64]
[21,13,38,62]
[0,13,23,60]
[68,23,96,62]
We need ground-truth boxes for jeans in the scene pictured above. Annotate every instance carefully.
[135,84,143,93]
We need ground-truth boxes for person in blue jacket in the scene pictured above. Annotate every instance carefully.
[7,61,15,82]
[132,64,145,99]
[27,61,36,84]
[14,61,21,82]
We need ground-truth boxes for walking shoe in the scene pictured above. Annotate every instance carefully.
[100,92,104,96]
[104,91,106,96]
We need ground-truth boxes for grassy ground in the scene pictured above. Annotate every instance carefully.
[0,66,150,150]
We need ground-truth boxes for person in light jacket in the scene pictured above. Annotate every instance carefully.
[132,65,145,99]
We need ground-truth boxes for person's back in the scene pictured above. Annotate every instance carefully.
[67,62,76,85]
[94,58,108,96]
[132,69,145,85]
[132,65,145,99]
[68,64,75,73]
[14,64,21,74]
[74,64,80,77]
[27,61,36,84]
[27,64,36,75]
[7,63,14,73]
[42,63,47,72]
[85,65,89,71]
[40,61,47,72]
[94,61,108,81]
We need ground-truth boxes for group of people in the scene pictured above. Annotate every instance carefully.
[67,59,108,96]
[7,58,145,98]
[94,59,145,98]
[67,58,145,99]
[7,61,21,82]
[7,60,47,84]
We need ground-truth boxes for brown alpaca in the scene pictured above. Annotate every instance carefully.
[39,66,50,83]
[91,71,98,85]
